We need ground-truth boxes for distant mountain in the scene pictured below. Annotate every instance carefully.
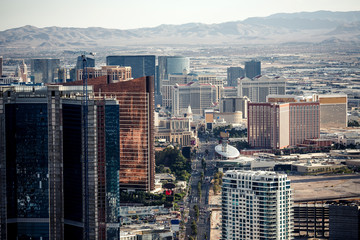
[1,11,360,49]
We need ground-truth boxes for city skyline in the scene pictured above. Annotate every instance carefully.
[0,0,360,31]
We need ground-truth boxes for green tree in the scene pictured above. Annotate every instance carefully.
[194,205,200,221]
[191,220,198,236]
[348,120,360,127]
[155,146,191,181]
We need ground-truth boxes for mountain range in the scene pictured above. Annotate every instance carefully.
[1,11,360,49]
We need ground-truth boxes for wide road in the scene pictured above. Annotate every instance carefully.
[185,137,217,239]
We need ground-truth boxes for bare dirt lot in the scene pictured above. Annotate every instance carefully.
[289,174,360,202]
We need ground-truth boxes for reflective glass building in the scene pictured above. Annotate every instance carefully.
[0,85,126,240]
[30,58,60,83]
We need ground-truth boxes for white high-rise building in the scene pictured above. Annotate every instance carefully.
[222,170,293,240]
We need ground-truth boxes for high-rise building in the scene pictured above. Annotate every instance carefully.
[238,76,286,103]
[15,60,28,82]
[76,55,95,70]
[0,85,128,239]
[77,66,132,83]
[245,60,261,79]
[220,97,249,119]
[248,102,320,149]
[158,56,190,96]
[222,170,293,240]
[227,67,245,87]
[64,75,155,191]
[106,55,155,89]
[172,82,217,115]
[30,58,60,83]
[57,68,67,83]
[267,94,348,129]
[0,56,3,77]
[163,72,222,110]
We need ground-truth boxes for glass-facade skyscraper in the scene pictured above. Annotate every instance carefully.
[227,67,245,87]
[158,56,190,96]
[106,55,155,79]
[30,58,60,83]
[245,60,261,79]
[0,85,124,240]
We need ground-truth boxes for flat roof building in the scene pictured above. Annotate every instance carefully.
[248,102,320,149]
[238,76,286,103]
[222,170,293,240]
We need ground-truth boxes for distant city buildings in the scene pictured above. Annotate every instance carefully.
[158,56,190,97]
[77,66,132,83]
[163,72,222,112]
[267,94,348,129]
[76,55,95,70]
[238,76,286,103]
[248,101,320,149]
[30,58,60,83]
[14,60,27,82]
[245,60,261,79]
[222,170,293,240]
[220,96,249,119]
[106,55,156,94]
[172,82,217,115]
[155,115,197,147]
[227,67,245,87]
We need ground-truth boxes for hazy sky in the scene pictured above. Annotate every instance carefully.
[1,0,359,30]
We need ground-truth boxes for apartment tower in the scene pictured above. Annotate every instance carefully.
[222,170,293,240]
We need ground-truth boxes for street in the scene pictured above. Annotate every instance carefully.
[185,137,218,239]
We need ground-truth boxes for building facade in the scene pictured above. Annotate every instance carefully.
[77,66,132,83]
[172,82,217,115]
[220,97,249,119]
[30,58,60,83]
[76,55,95,70]
[267,94,348,129]
[0,81,152,239]
[158,56,190,97]
[222,170,293,240]
[245,60,261,79]
[64,76,155,191]
[238,76,286,103]
[155,117,196,147]
[227,67,245,87]
[248,102,320,149]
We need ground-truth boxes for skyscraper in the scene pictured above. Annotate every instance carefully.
[248,102,320,149]
[15,60,28,82]
[30,58,60,83]
[0,85,127,239]
[158,56,190,96]
[222,170,293,240]
[1,86,65,239]
[238,76,286,103]
[227,67,245,87]
[172,82,217,115]
[245,60,261,79]
[76,55,95,70]
[106,55,155,82]
[64,75,155,191]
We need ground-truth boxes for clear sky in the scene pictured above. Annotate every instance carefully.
[0,0,359,31]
